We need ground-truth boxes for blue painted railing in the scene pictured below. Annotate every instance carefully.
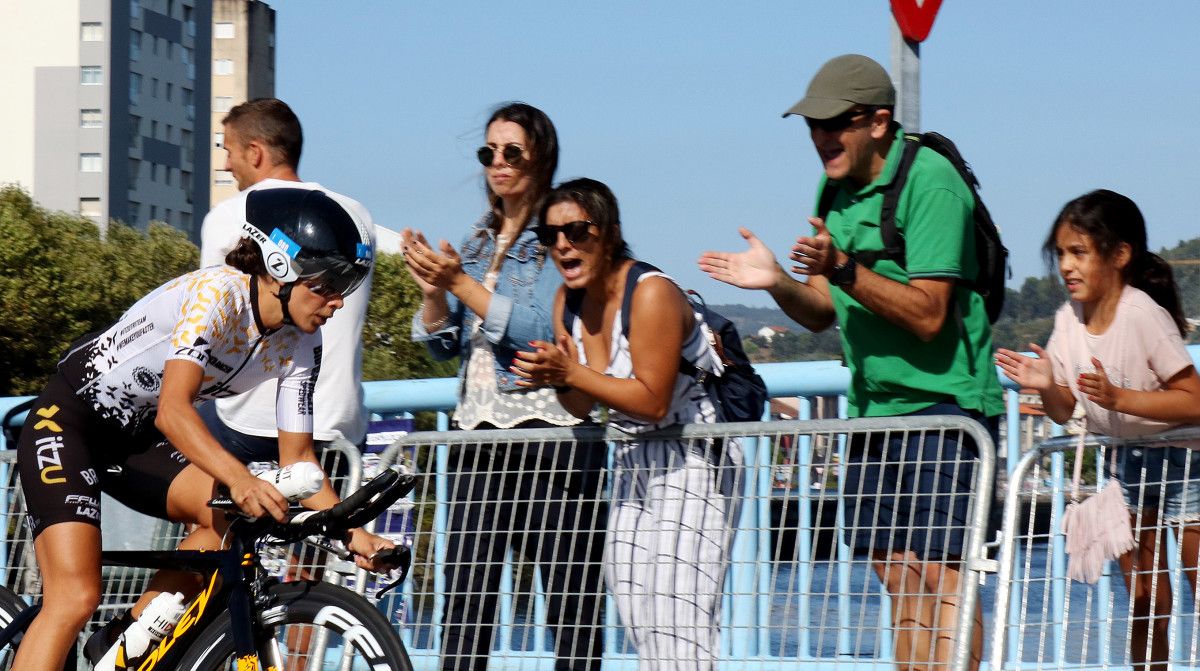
[3,345,1199,670]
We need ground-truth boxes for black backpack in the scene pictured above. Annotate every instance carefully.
[563,261,769,423]
[818,131,1010,323]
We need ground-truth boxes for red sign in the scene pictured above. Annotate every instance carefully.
[890,0,943,43]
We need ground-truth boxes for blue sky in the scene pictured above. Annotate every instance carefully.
[275,1,1200,307]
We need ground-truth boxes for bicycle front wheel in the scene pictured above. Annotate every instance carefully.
[0,586,27,668]
[177,581,411,671]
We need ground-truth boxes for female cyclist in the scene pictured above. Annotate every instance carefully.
[15,187,392,670]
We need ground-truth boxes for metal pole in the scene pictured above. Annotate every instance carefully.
[890,19,921,132]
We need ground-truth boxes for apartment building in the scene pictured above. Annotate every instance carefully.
[0,1,211,238]
[210,0,276,208]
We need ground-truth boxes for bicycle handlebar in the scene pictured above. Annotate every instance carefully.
[210,467,416,544]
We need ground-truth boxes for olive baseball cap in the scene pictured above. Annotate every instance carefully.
[782,54,896,119]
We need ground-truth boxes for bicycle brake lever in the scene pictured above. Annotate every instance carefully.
[371,546,411,599]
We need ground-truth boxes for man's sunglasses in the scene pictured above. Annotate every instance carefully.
[476,144,525,167]
[805,107,874,133]
[534,220,596,246]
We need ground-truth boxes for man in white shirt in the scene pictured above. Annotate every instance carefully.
[200,98,376,460]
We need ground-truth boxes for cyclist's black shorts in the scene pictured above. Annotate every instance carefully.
[17,371,190,538]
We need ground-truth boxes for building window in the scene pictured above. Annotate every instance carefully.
[81,66,102,85]
[164,208,172,224]
[181,212,192,230]
[129,159,140,189]
[214,59,234,76]
[129,73,141,103]
[128,201,141,221]
[130,0,140,19]
[181,129,192,163]
[214,22,235,39]
[182,170,193,202]
[166,82,173,102]
[213,96,233,113]
[129,30,141,60]
[130,114,141,135]
[81,22,103,41]
[150,205,157,221]
[151,77,159,98]
[80,198,102,219]
[215,171,234,186]
[150,119,158,139]
[80,109,103,128]
[214,131,224,148]
[80,154,103,172]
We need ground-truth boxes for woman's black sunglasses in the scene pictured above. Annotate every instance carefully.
[476,144,525,167]
[534,220,595,246]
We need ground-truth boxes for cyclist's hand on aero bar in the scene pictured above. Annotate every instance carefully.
[228,473,289,521]
[346,528,398,572]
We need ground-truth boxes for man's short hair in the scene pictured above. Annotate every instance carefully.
[223,98,303,170]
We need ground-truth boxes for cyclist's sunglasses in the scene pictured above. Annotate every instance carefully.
[805,107,874,133]
[476,144,524,167]
[299,259,370,299]
[534,220,596,246]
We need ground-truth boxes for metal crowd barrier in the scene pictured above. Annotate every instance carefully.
[991,426,1200,671]
[361,416,994,671]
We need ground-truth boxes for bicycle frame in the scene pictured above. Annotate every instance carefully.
[100,536,263,669]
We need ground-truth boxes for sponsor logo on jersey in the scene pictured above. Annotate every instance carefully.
[33,405,62,433]
[80,468,98,485]
[132,366,162,392]
[65,494,99,520]
[35,435,66,484]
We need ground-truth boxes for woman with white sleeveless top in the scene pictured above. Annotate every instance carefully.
[513,178,743,671]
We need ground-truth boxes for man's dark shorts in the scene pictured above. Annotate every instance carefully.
[841,402,1000,561]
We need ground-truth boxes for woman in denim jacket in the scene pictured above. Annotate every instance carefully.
[402,102,606,671]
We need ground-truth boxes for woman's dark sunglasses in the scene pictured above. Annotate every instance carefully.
[534,220,595,246]
[805,107,874,133]
[476,144,524,167]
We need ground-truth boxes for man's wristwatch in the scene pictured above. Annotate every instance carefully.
[829,254,858,288]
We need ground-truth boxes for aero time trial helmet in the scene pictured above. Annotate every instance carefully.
[240,188,373,298]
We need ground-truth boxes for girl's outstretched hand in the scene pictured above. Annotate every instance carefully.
[995,344,1055,391]
[511,336,576,389]
[1078,357,1122,411]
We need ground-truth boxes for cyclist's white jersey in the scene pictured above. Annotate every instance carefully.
[58,266,321,434]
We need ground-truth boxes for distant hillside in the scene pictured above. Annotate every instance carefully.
[708,304,793,337]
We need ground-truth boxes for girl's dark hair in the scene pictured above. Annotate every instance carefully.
[538,178,632,264]
[1043,189,1187,336]
[225,237,267,276]
[483,102,558,229]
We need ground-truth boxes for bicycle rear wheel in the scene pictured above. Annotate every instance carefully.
[176,581,411,671]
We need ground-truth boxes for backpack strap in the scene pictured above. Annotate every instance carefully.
[857,133,921,270]
[561,286,584,337]
[816,180,838,221]
[618,261,663,336]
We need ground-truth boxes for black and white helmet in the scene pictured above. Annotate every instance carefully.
[240,188,372,298]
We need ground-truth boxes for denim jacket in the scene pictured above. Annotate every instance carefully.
[411,214,563,392]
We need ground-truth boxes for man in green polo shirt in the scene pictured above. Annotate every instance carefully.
[699,53,1003,671]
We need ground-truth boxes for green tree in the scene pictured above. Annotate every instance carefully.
[0,186,197,395]
[361,251,457,382]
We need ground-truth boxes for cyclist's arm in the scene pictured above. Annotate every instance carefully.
[156,360,288,520]
[276,430,396,570]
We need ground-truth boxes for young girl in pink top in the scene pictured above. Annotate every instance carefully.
[997,189,1200,670]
